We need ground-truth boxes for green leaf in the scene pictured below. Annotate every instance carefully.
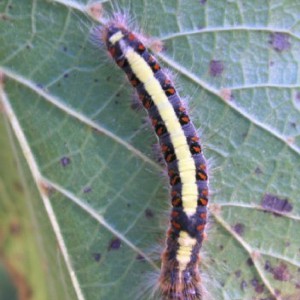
[0,110,77,299]
[1,1,299,299]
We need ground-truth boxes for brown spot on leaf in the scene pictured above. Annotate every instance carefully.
[60,156,71,167]
[10,221,21,235]
[255,167,263,175]
[13,181,24,193]
[262,194,293,214]
[92,252,101,262]
[83,186,92,193]
[36,83,44,89]
[235,270,241,278]
[275,290,282,297]
[240,280,247,290]
[145,208,154,218]
[136,254,146,262]
[272,263,290,281]
[265,260,272,272]
[233,223,245,236]
[209,60,224,77]
[247,258,254,266]
[108,238,121,251]
[269,33,291,52]
[251,278,264,293]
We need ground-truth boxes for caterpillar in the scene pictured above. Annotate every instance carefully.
[97,17,209,300]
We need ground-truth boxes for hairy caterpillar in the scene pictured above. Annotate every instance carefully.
[95,16,209,300]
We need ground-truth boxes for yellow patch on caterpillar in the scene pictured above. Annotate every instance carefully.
[109,31,124,44]
[177,231,197,272]
[125,48,198,216]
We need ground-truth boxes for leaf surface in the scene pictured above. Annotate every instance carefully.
[0,1,299,299]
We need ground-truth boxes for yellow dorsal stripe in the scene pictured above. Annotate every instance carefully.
[109,31,124,44]
[177,231,197,271]
[125,47,198,215]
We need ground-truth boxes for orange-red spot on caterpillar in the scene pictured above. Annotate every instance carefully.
[199,213,207,220]
[139,94,152,109]
[128,33,135,41]
[171,190,177,196]
[152,118,158,126]
[197,224,205,231]
[138,43,145,51]
[117,59,125,67]
[153,63,160,71]
[172,197,182,207]
[148,56,160,71]
[144,100,151,109]
[202,188,209,197]
[199,164,206,171]
[193,145,201,153]
[166,88,175,95]
[166,154,173,162]
[157,126,165,136]
[180,115,190,123]
[130,78,139,86]
[197,171,208,181]
[161,144,175,162]
[108,47,116,57]
[161,144,168,152]
[171,177,180,186]
[199,198,208,206]
[172,221,181,230]
[171,211,179,218]
[168,170,180,185]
